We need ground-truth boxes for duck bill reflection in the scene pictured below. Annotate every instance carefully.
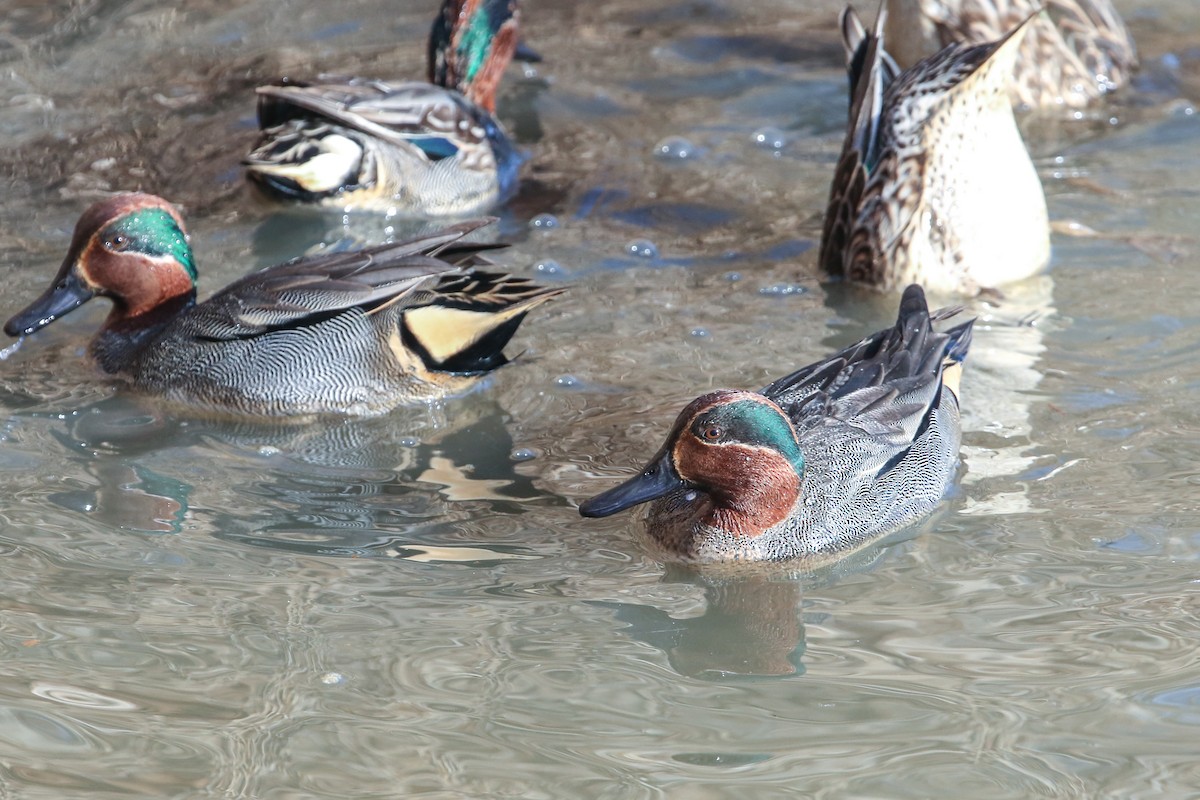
[579,450,689,517]
[4,265,94,337]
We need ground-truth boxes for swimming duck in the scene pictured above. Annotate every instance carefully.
[4,193,562,417]
[882,0,1137,110]
[244,0,523,215]
[819,6,1050,295]
[579,284,973,565]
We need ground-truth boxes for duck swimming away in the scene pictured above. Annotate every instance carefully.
[4,193,562,417]
[580,285,973,565]
[244,0,525,215]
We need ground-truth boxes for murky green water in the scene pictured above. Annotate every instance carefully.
[1,0,1199,796]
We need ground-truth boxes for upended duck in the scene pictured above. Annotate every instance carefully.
[820,6,1049,295]
[244,0,525,215]
[881,0,1137,110]
[4,193,561,417]
[580,285,973,565]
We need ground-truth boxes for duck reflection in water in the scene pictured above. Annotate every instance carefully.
[41,393,549,559]
[593,530,915,680]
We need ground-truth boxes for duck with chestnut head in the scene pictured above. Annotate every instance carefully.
[4,193,561,417]
[580,285,973,565]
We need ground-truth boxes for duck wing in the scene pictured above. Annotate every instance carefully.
[255,78,491,162]
[761,284,973,443]
[188,219,500,341]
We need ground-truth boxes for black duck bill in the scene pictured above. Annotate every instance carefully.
[578,448,688,518]
[5,260,94,337]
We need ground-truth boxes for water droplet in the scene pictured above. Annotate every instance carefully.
[258,446,280,457]
[399,437,420,448]
[0,337,24,360]
[759,283,807,297]
[724,271,742,282]
[522,63,539,79]
[625,239,659,260]
[555,375,580,388]
[690,328,710,339]
[511,448,539,462]
[534,259,564,276]
[320,672,346,686]
[752,126,786,151]
[653,136,696,161]
[529,213,559,230]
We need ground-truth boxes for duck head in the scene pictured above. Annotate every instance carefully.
[5,193,196,338]
[580,390,807,538]
[428,0,520,113]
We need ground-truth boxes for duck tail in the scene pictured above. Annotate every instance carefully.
[818,5,900,277]
[400,271,563,374]
[427,0,521,114]
[896,283,975,399]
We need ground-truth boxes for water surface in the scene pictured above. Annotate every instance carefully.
[1,0,1199,796]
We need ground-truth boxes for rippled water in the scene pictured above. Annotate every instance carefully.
[2,0,1200,796]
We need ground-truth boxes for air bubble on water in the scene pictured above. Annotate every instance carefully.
[258,446,280,457]
[625,239,659,260]
[555,375,580,388]
[534,259,564,276]
[320,672,346,686]
[759,283,807,297]
[653,136,696,161]
[399,437,420,448]
[529,213,560,231]
[725,271,742,282]
[752,127,786,152]
[690,328,711,339]
[511,448,539,462]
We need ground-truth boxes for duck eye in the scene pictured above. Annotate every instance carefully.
[701,425,724,441]
[105,235,129,252]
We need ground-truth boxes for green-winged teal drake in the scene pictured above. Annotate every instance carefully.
[820,6,1050,295]
[244,0,524,215]
[882,0,1137,110]
[4,193,561,417]
[579,284,974,565]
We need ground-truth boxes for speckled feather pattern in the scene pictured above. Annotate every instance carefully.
[820,7,1050,294]
[886,0,1137,109]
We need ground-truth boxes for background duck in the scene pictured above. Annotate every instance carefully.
[4,193,562,417]
[244,0,523,215]
[882,0,1138,110]
[820,6,1050,295]
[580,284,974,566]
